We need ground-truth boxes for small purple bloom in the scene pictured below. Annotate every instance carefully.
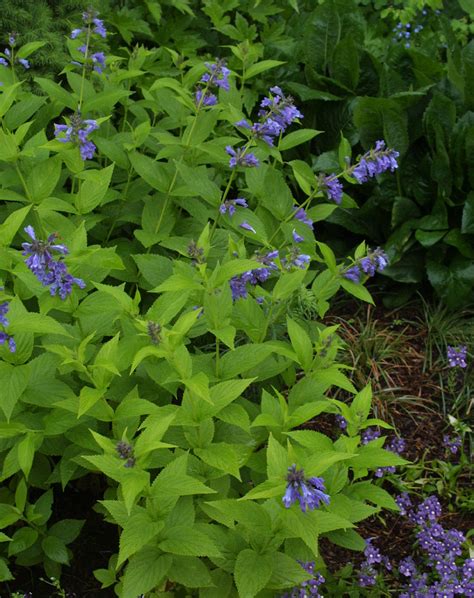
[293,254,310,269]
[361,427,381,444]
[0,57,8,66]
[447,345,467,368]
[225,145,259,168]
[294,206,313,228]
[235,119,251,129]
[335,414,347,430]
[17,58,29,69]
[70,28,83,39]
[343,265,361,283]
[93,17,107,38]
[443,434,462,454]
[292,229,304,243]
[91,52,106,73]
[0,302,9,328]
[220,198,247,216]
[399,556,418,577]
[195,87,217,107]
[321,175,343,204]
[240,221,256,234]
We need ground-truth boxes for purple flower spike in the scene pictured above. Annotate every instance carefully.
[54,113,99,161]
[0,301,15,353]
[352,140,399,183]
[22,226,85,299]
[447,345,467,368]
[321,175,343,204]
[282,465,330,513]
[93,17,107,38]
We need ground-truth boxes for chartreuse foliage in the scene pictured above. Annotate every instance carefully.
[0,6,410,598]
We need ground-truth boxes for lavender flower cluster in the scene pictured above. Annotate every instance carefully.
[351,140,399,183]
[447,345,467,368]
[54,113,99,161]
[229,245,310,301]
[282,465,330,513]
[358,538,392,587]
[22,226,85,300]
[0,300,15,353]
[394,494,473,596]
[0,34,29,69]
[115,441,135,468]
[226,86,303,169]
[70,9,107,74]
[195,60,230,106]
[281,562,325,598]
[343,247,389,283]
[230,250,279,301]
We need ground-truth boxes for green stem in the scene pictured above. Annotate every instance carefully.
[208,170,237,241]
[15,163,32,202]
[267,189,318,246]
[78,24,92,111]
[215,338,220,377]
[105,168,132,242]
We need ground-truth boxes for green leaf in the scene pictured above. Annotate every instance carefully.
[326,528,366,550]
[9,311,70,336]
[75,164,114,214]
[168,555,213,588]
[279,129,321,151]
[340,278,374,304]
[78,387,106,418]
[159,525,221,557]
[35,77,76,110]
[0,363,30,421]
[118,512,163,566]
[48,519,84,544]
[8,528,37,556]
[304,3,341,74]
[122,549,172,598]
[350,384,372,423]
[244,60,286,79]
[273,270,307,301]
[195,444,242,480]
[26,158,62,202]
[16,41,46,59]
[42,535,69,564]
[129,151,170,192]
[287,317,313,370]
[461,191,474,234]
[0,205,32,246]
[17,433,36,478]
[234,549,273,598]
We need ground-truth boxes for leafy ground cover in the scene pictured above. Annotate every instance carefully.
[0,1,472,597]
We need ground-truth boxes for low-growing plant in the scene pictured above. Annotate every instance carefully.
[0,5,470,598]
